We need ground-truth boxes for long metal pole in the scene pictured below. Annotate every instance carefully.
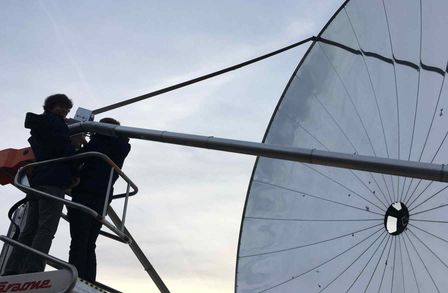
[69,121,448,182]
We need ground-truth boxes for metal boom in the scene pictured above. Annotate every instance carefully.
[69,121,448,183]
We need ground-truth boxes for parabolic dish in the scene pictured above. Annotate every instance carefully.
[236,0,448,292]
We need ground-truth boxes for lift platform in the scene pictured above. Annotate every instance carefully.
[0,150,169,292]
[0,268,121,293]
[0,235,123,293]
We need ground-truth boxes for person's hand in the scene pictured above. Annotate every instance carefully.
[65,177,80,195]
[71,133,87,149]
[70,177,80,188]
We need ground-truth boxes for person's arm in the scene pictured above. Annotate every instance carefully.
[49,118,83,188]
[110,137,131,168]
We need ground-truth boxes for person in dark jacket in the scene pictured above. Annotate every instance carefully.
[68,117,131,283]
[4,94,78,275]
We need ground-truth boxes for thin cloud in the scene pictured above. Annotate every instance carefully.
[37,0,95,100]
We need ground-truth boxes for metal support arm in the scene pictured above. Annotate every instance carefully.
[108,207,170,293]
[69,121,448,182]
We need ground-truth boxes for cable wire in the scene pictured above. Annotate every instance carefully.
[92,37,316,115]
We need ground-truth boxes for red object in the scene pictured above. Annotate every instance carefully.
[0,148,35,185]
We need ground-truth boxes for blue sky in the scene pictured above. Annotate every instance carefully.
[0,1,342,292]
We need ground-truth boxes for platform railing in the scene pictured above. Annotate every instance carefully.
[14,152,138,242]
[0,236,78,293]
[8,152,170,292]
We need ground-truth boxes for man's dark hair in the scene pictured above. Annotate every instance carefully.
[43,94,73,112]
[99,117,120,125]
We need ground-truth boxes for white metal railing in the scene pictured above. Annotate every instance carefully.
[14,152,138,242]
[6,151,171,292]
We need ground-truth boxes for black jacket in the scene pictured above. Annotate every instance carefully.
[25,112,76,188]
[73,135,131,198]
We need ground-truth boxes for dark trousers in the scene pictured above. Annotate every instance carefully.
[68,192,104,283]
[4,185,64,274]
